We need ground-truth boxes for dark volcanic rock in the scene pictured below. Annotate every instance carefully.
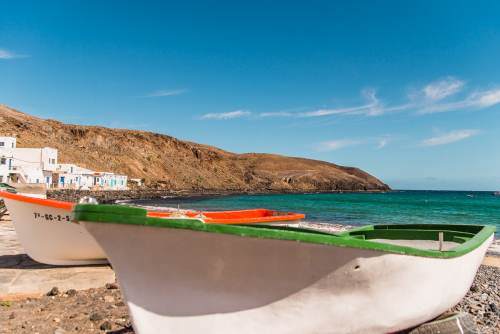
[46,287,59,296]
[100,320,113,330]
[89,311,104,322]
[105,282,119,290]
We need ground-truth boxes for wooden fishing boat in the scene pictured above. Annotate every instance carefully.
[0,191,304,265]
[74,204,495,334]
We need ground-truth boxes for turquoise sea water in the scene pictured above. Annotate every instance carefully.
[131,191,500,235]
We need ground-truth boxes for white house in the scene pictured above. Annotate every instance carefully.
[55,163,95,189]
[0,136,129,190]
[9,147,58,186]
[0,156,14,184]
[93,172,128,190]
[0,137,57,187]
[0,137,16,183]
[11,147,58,171]
[0,137,16,149]
[55,165,128,190]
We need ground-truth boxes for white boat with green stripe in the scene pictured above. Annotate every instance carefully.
[74,204,495,334]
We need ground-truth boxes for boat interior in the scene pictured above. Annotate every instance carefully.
[243,223,488,252]
[147,208,305,224]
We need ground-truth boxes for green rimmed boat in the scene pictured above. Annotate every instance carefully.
[74,204,495,334]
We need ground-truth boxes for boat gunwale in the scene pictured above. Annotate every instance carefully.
[0,190,74,210]
[74,204,496,259]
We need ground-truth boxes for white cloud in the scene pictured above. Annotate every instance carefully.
[419,88,500,114]
[200,110,251,120]
[0,49,28,59]
[301,89,382,117]
[258,89,415,119]
[254,77,499,119]
[421,129,480,147]
[422,77,465,101]
[377,137,390,149]
[144,89,186,97]
[259,111,295,117]
[473,88,500,108]
[314,139,360,151]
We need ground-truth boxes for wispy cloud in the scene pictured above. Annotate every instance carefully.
[260,111,295,117]
[301,89,380,117]
[260,107,310,118]
[313,139,361,151]
[143,89,186,97]
[313,135,396,151]
[422,77,465,101]
[257,77,500,119]
[377,136,391,149]
[0,49,29,59]
[200,110,251,120]
[419,88,500,114]
[259,89,397,118]
[421,129,480,147]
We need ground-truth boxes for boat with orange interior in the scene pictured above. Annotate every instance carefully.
[0,191,304,265]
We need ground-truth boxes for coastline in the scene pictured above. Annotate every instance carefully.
[46,188,391,204]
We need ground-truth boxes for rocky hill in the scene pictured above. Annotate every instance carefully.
[0,105,390,193]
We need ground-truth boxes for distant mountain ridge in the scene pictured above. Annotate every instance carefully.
[0,104,390,193]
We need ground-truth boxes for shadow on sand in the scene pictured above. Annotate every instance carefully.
[0,253,110,270]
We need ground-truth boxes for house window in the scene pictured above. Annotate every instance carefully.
[0,158,5,165]
[0,142,4,147]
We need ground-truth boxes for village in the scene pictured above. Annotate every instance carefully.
[0,136,128,191]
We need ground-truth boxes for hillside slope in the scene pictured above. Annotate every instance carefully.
[0,105,390,193]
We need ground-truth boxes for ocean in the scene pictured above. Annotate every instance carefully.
[129,190,500,236]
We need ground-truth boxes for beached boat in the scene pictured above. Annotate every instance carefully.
[147,208,304,225]
[74,204,495,334]
[0,191,304,265]
[0,191,107,265]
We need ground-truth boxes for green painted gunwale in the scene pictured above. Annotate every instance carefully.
[74,204,495,259]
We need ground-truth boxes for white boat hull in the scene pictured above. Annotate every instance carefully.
[82,221,493,334]
[3,197,107,265]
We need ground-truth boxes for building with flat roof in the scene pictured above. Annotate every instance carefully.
[0,136,128,190]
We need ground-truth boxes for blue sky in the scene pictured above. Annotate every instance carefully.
[1,1,500,190]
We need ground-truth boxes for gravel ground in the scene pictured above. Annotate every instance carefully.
[0,265,498,334]
[0,283,133,334]
[451,265,500,333]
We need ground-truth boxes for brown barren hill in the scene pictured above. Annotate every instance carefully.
[0,104,390,193]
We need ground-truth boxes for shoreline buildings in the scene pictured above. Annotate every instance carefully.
[0,136,128,190]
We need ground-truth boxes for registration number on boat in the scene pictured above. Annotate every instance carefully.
[33,212,71,222]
